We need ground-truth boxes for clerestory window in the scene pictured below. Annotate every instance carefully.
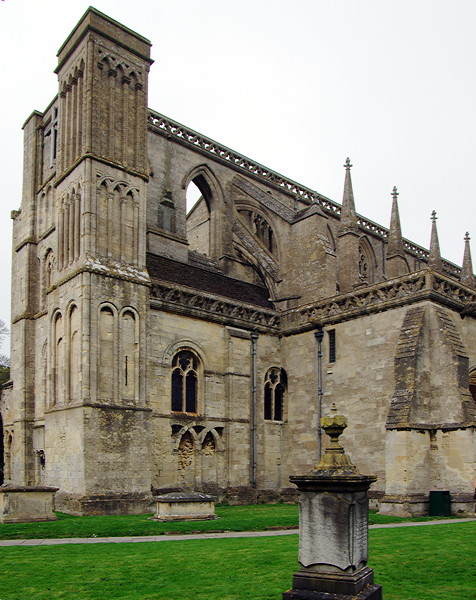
[264,367,287,422]
[171,350,199,413]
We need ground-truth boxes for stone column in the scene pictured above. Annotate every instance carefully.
[283,405,382,600]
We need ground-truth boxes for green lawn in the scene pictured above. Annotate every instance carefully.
[0,504,459,540]
[0,522,474,600]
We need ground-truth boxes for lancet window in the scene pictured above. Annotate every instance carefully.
[171,350,199,413]
[264,367,287,421]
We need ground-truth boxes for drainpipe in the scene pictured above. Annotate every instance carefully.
[250,332,259,488]
[314,326,324,463]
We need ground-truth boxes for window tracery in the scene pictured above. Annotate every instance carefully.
[358,238,375,284]
[264,367,287,421]
[171,350,199,413]
[358,245,369,282]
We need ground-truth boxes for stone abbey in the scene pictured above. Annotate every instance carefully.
[1,8,475,516]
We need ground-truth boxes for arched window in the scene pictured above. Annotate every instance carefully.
[98,305,115,402]
[171,350,199,413]
[53,312,64,405]
[358,237,376,284]
[120,309,139,400]
[186,177,211,256]
[69,305,80,402]
[264,367,287,421]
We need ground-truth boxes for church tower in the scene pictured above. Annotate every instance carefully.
[11,8,153,513]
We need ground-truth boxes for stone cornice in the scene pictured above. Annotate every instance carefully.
[284,270,476,334]
[150,281,280,333]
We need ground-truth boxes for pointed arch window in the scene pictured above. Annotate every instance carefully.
[358,238,376,284]
[264,367,287,421]
[171,350,199,413]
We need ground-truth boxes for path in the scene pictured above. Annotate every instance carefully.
[0,517,474,547]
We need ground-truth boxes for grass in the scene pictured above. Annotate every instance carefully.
[0,522,474,599]
[0,505,462,540]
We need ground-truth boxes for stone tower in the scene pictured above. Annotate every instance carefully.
[10,8,153,513]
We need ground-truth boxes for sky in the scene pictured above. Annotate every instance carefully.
[1,0,475,355]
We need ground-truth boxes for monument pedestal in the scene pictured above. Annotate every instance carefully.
[283,406,382,600]
[284,568,382,599]
[0,485,59,523]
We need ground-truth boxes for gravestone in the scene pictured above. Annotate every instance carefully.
[283,405,382,599]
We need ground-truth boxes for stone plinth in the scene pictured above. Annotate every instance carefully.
[379,493,428,517]
[0,485,59,523]
[283,406,382,600]
[153,491,217,521]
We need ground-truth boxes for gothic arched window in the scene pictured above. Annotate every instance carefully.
[358,237,376,284]
[264,367,287,421]
[171,350,199,413]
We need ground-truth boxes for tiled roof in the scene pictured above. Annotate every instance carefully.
[146,253,272,308]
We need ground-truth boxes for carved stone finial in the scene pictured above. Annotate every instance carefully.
[316,405,356,472]
[339,158,357,232]
[429,210,443,271]
[462,231,475,287]
[387,186,404,265]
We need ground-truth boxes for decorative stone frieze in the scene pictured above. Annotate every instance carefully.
[150,282,280,331]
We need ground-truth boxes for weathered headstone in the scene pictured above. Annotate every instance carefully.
[283,405,382,599]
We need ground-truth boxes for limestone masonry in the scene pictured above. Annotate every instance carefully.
[1,8,475,515]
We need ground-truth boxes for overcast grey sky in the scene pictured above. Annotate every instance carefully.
[1,0,475,355]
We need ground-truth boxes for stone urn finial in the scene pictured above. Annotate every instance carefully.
[316,403,356,472]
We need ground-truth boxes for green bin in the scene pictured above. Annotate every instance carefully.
[428,490,451,516]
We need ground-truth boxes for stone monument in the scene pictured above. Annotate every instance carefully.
[0,485,59,523]
[283,404,382,599]
[153,491,217,521]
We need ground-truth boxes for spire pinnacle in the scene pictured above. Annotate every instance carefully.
[339,157,358,233]
[461,231,475,287]
[387,186,404,257]
[429,210,442,271]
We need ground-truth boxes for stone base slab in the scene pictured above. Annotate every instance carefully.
[284,566,378,597]
[379,493,475,517]
[153,513,217,522]
[282,583,382,600]
[283,566,382,599]
[55,491,154,516]
[378,494,428,517]
[0,486,58,523]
